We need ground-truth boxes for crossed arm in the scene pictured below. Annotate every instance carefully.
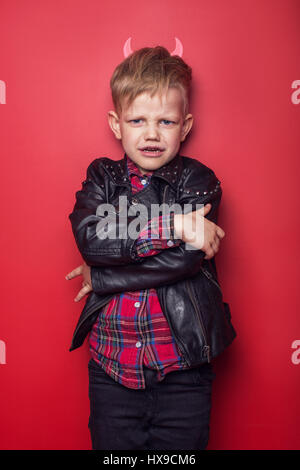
[89,242,206,295]
[66,159,224,300]
[66,232,209,300]
[66,164,224,299]
[89,188,223,295]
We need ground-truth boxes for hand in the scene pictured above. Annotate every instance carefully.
[174,203,225,259]
[65,262,93,302]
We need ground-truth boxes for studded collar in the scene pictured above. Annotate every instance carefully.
[101,152,183,190]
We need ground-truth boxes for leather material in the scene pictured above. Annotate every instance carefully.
[68,152,237,366]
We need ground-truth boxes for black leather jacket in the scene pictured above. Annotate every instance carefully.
[68,152,237,366]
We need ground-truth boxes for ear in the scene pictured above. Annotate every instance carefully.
[180,113,193,142]
[107,110,122,140]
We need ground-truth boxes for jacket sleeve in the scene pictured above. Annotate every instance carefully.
[68,158,146,267]
[90,168,223,295]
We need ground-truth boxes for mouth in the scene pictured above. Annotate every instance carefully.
[139,147,165,157]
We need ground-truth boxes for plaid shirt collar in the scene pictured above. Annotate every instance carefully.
[125,153,154,180]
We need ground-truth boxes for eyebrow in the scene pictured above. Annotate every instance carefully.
[125,114,179,120]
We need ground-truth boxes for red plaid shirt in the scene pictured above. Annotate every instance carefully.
[89,154,190,389]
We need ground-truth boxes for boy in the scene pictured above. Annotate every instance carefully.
[66,46,236,450]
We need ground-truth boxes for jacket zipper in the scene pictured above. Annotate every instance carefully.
[200,267,222,293]
[185,280,211,362]
[162,184,168,204]
[157,288,192,365]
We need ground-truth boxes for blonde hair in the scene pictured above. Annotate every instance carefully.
[110,46,192,117]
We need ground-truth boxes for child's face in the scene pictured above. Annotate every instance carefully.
[108,87,193,175]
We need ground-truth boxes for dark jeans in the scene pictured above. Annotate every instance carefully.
[88,358,216,450]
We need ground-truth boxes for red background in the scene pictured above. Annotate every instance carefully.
[0,0,299,450]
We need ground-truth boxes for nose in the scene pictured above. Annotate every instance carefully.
[144,123,160,140]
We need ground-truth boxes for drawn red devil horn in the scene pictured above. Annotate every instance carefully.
[171,37,183,57]
[123,37,183,58]
[123,37,133,58]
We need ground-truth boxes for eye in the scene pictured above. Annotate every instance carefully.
[161,120,174,125]
[130,119,142,124]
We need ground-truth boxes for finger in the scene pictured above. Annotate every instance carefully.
[204,203,212,214]
[210,238,220,254]
[206,236,220,258]
[204,247,214,260]
[216,226,225,238]
[202,242,214,260]
[74,284,92,302]
[196,203,212,216]
[65,265,83,280]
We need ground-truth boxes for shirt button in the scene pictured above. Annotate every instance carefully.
[131,198,139,205]
[134,301,140,308]
[167,240,174,247]
[135,341,142,348]
[141,179,147,185]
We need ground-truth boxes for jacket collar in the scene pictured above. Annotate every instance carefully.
[126,153,154,179]
[101,152,183,190]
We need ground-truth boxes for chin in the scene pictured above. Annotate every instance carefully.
[143,160,165,169]
[142,155,171,164]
